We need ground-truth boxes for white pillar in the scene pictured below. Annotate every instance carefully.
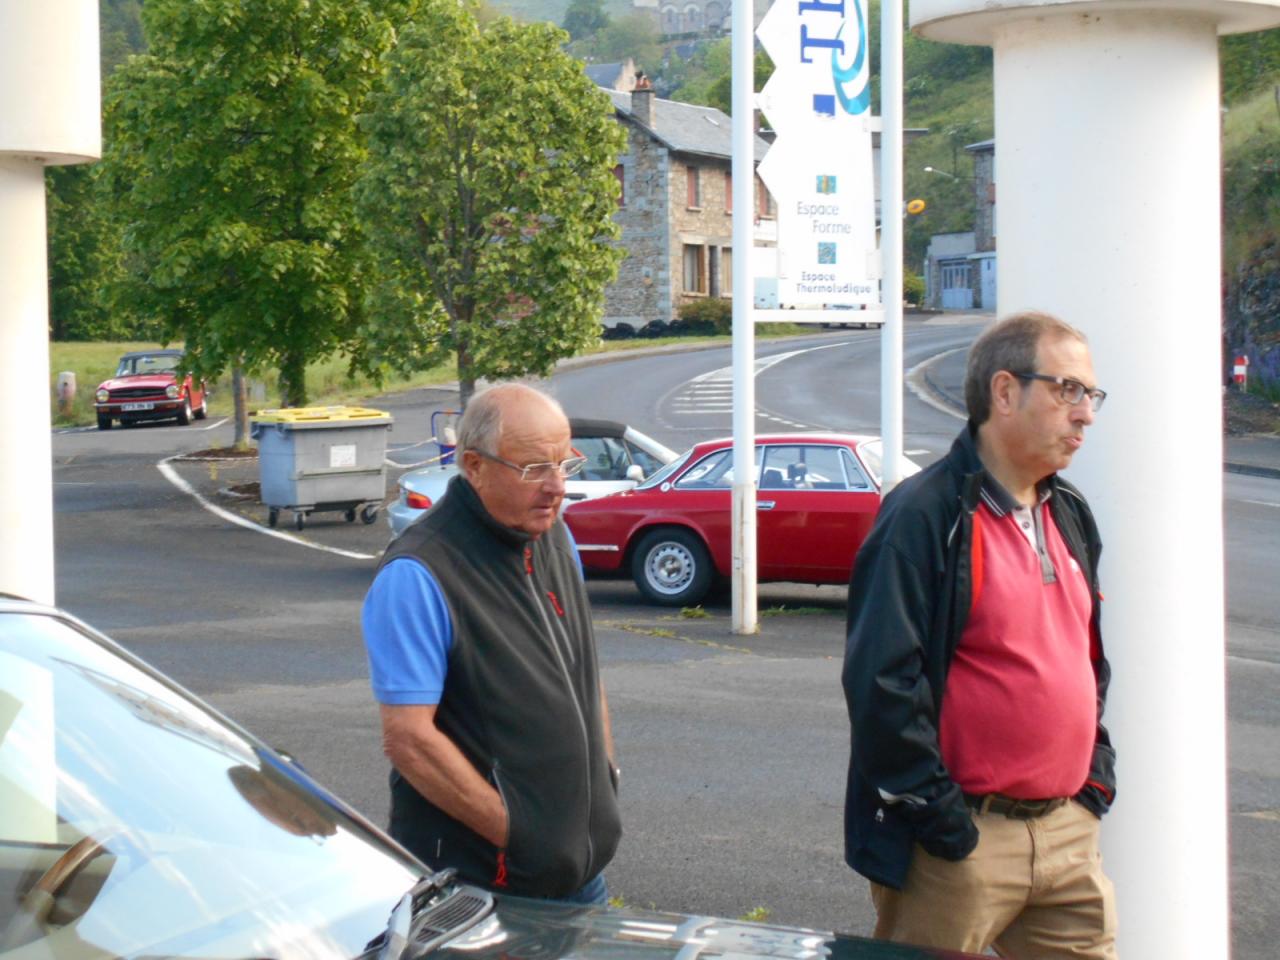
[0,162,57,606]
[910,2,1280,957]
[731,0,758,634]
[0,0,102,606]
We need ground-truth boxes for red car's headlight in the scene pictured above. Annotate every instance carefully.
[166,384,180,399]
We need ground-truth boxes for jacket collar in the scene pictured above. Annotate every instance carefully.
[948,422,1056,514]
[446,474,537,549]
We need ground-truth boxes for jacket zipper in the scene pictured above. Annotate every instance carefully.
[523,545,596,883]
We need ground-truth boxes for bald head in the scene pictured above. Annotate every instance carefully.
[458,385,572,537]
[457,384,568,459]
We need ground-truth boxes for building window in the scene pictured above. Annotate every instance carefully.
[724,171,732,213]
[683,244,706,294]
[613,164,625,207]
[686,165,701,209]
[756,177,774,219]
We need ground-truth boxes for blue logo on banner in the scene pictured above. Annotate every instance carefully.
[816,175,837,194]
[831,0,870,115]
[818,243,837,264]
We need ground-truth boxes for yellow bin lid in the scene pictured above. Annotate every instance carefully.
[251,405,392,425]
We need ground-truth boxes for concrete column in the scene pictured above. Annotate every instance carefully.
[995,17,1227,953]
[909,2,1280,957]
[0,0,101,605]
[0,161,57,606]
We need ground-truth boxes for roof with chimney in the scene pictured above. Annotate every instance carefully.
[605,86,770,163]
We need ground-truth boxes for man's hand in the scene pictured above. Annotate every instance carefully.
[380,704,509,848]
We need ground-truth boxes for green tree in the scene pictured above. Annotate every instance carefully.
[45,165,134,341]
[563,0,609,41]
[577,12,662,73]
[355,0,626,408]
[101,0,404,433]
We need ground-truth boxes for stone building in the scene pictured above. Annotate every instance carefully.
[923,139,998,310]
[602,77,773,331]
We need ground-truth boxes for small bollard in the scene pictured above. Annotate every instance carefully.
[56,371,77,416]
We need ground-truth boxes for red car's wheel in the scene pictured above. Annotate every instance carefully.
[631,528,713,607]
[176,397,193,426]
[96,415,112,430]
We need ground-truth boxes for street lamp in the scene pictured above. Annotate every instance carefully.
[923,165,976,181]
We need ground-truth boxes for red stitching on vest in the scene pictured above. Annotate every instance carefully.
[494,850,509,887]
[546,590,564,617]
[523,547,533,575]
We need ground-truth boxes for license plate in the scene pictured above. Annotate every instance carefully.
[122,402,154,412]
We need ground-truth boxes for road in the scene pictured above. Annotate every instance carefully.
[51,318,1279,954]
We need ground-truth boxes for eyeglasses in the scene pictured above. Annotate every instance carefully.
[1011,372,1107,412]
[475,449,589,483]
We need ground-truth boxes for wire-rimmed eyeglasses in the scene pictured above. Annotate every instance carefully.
[1011,372,1107,412]
[475,449,589,482]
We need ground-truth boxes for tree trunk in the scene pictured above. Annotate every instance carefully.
[280,349,307,407]
[457,336,475,410]
[232,366,249,449]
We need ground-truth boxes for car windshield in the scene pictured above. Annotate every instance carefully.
[636,450,693,490]
[115,354,181,377]
[857,440,921,486]
[0,610,421,958]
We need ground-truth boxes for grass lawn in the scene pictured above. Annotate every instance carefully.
[48,324,827,428]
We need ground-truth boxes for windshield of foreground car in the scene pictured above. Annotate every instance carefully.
[0,611,422,958]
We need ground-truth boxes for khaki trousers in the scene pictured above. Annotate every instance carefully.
[870,800,1117,959]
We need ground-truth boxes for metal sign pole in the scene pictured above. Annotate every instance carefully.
[879,0,905,493]
[730,0,758,634]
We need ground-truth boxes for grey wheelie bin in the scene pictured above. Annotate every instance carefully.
[250,406,393,531]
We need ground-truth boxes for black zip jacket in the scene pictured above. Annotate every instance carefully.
[379,476,621,898]
[841,425,1115,890]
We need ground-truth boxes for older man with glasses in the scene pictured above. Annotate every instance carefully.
[842,312,1117,959]
[362,383,620,904]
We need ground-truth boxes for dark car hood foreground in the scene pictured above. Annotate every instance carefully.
[443,895,969,960]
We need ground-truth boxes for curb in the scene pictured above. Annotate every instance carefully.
[1225,461,1280,481]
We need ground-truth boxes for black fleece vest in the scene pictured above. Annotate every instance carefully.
[378,476,621,897]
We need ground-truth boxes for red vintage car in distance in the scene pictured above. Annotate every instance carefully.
[564,433,919,606]
[94,349,208,430]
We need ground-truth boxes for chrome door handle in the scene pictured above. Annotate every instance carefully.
[757,500,776,510]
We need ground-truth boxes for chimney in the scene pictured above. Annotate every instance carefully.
[632,72,654,127]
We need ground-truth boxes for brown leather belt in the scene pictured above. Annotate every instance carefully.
[964,793,1069,820]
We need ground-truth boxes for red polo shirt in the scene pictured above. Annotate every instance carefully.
[939,495,1097,799]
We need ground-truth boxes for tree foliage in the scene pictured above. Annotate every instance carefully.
[562,0,609,41]
[45,165,135,341]
[355,0,626,407]
[571,12,662,73]
[101,0,405,413]
[1221,29,1280,104]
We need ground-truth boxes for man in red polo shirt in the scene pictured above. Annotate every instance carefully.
[842,312,1116,959]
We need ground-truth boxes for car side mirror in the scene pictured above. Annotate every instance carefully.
[625,464,644,482]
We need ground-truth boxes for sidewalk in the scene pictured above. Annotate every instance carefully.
[921,341,1280,481]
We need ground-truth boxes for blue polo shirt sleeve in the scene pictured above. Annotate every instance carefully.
[562,522,584,579]
[361,557,453,705]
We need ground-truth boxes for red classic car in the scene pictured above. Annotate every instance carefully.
[94,350,208,430]
[564,433,919,606]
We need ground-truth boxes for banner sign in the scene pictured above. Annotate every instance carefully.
[755,0,879,307]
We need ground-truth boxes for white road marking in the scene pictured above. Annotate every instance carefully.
[197,417,230,430]
[1242,499,1280,509]
[156,455,378,561]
